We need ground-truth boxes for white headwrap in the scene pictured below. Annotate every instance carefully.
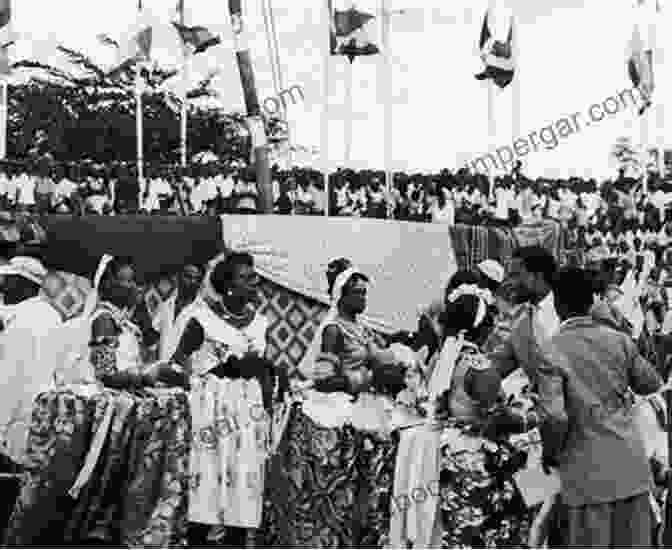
[200,251,228,304]
[295,266,368,380]
[447,284,491,328]
[82,254,115,318]
[330,267,368,308]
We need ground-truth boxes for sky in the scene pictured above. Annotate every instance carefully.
[8,0,671,179]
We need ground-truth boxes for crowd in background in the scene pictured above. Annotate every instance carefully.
[4,158,672,267]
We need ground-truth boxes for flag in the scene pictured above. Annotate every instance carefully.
[172,22,221,54]
[0,0,12,76]
[0,0,11,47]
[330,1,380,63]
[475,8,514,89]
[106,12,153,78]
[96,34,120,50]
[628,0,658,115]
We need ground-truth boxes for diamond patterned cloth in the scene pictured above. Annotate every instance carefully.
[221,215,460,333]
[42,269,326,375]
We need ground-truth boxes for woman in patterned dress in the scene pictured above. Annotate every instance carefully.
[263,258,404,548]
[164,252,275,548]
[5,256,190,547]
[433,285,538,548]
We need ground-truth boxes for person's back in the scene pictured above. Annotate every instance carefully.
[550,317,658,506]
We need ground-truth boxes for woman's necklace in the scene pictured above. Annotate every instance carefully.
[335,314,371,345]
[215,298,255,329]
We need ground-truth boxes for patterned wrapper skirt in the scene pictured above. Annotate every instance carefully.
[4,387,191,548]
[439,426,533,548]
[262,404,397,548]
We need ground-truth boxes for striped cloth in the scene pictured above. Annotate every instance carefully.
[512,220,562,259]
[449,224,518,273]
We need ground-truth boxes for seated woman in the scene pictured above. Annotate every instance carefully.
[166,252,274,548]
[264,257,403,548]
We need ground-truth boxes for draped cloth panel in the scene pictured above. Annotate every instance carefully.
[449,224,518,273]
[512,220,562,260]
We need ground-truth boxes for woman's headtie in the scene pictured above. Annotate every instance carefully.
[447,284,491,328]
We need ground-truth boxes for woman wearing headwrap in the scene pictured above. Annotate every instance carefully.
[166,251,274,548]
[263,258,403,548]
[429,284,538,548]
[84,255,182,389]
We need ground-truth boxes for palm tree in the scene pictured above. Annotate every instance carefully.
[7,43,250,164]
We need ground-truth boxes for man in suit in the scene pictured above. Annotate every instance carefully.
[536,267,661,547]
[485,245,561,387]
[467,246,569,547]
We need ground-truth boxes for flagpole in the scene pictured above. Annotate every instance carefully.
[0,79,6,160]
[487,0,497,200]
[511,12,520,150]
[322,0,331,217]
[344,60,353,165]
[179,0,188,168]
[136,0,144,187]
[267,0,293,167]
[0,0,8,160]
[638,0,651,183]
[651,1,663,178]
[382,0,393,218]
[228,0,273,213]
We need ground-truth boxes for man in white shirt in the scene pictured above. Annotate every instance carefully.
[214,171,234,199]
[0,257,62,467]
[487,246,561,380]
[650,187,669,222]
[495,184,509,220]
[16,172,35,211]
[4,173,17,207]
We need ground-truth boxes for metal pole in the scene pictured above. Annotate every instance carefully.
[228,0,273,213]
[267,0,293,167]
[382,0,393,218]
[0,0,9,161]
[136,0,144,187]
[179,0,188,169]
[344,61,353,165]
[322,0,331,216]
[135,65,144,185]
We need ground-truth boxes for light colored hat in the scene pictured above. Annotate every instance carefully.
[477,259,505,284]
[0,256,48,286]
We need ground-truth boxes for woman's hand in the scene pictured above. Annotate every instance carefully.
[312,361,336,380]
[346,368,373,394]
[366,340,396,367]
[146,362,189,388]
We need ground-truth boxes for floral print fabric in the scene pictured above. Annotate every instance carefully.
[4,387,190,548]
[439,426,533,548]
[262,404,397,548]
[188,374,268,528]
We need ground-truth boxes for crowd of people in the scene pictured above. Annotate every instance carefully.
[5,156,672,226]
[0,231,669,546]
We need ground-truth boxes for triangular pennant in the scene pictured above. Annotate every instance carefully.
[172,22,221,55]
[329,3,380,63]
